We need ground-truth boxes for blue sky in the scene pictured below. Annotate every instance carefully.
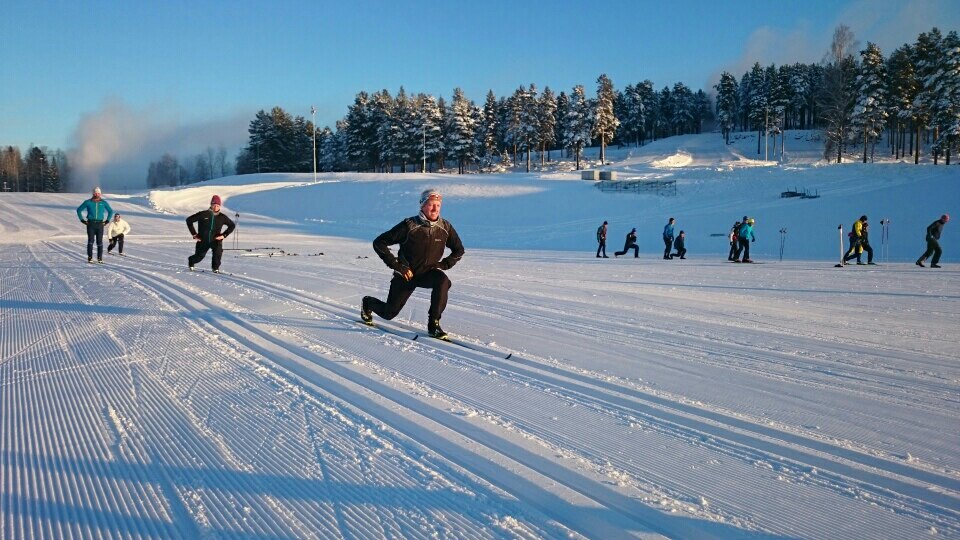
[1,0,957,184]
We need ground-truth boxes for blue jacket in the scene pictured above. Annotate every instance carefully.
[76,198,114,223]
[738,222,755,241]
[663,223,674,240]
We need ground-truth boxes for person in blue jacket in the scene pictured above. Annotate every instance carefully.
[662,218,675,259]
[75,186,114,263]
[736,218,756,263]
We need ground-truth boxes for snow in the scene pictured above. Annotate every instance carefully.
[1,132,957,539]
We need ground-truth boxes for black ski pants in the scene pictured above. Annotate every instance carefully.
[672,248,687,259]
[596,240,607,257]
[368,269,451,322]
[728,241,738,260]
[615,243,638,257]
[737,237,751,261]
[86,222,104,260]
[189,240,224,270]
[663,237,673,259]
[860,240,873,263]
[107,234,125,254]
[919,238,942,266]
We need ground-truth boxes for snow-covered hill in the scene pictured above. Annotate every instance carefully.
[1,132,957,539]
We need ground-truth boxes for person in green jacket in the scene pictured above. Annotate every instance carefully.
[75,187,114,263]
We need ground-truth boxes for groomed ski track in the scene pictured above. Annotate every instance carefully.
[2,227,957,539]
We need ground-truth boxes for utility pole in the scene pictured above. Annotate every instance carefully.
[311,106,317,183]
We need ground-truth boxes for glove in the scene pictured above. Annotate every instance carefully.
[394,264,413,282]
[81,220,88,225]
[103,220,109,225]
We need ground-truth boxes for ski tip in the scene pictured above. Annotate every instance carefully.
[505,353,513,360]
[412,334,419,341]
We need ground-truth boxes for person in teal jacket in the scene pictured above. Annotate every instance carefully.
[736,218,755,263]
[75,187,114,263]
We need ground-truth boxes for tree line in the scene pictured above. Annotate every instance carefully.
[146,146,231,188]
[715,25,960,163]
[0,146,70,192]
[234,73,714,175]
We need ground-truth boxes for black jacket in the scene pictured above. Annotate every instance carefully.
[674,236,685,250]
[186,210,236,243]
[623,232,637,247]
[374,215,464,276]
[927,219,945,240]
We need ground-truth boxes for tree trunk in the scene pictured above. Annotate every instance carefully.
[863,129,868,163]
[915,124,920,164]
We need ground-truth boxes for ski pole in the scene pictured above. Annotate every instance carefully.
[234,213,240,249]
[835,225,844,267]
[779,228,786,261]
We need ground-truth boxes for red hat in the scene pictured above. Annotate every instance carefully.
[211,195,222,206]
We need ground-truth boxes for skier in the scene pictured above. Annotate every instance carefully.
[106,213,131,255]
[916,214,950,268]
[186,195,236,273]
[736,218,756,263]
[361,189,465,340]
[671,230,687,259]
[662,218,675,259]
[843,215,869,265]
[859,218,875,265]
[75,186,114,263]
[614,228,639,258]
[728,221,741,261]
[596,221,609,258]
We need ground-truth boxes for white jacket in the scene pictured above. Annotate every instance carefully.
[106,218,131,239]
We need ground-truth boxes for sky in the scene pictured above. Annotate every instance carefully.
[1,0,958,187]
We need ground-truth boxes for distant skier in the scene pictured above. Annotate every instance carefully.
[614,228,639,258]
[671,230,687,259]
[662,218,675,259]
[728,220,741,261]
[843,215,869,265]
[75,186,114,263]
[361,189,465,340]
[916,214,950,268]
[186,195,236,273]
[596,221,608,258]
[106,213,131,255]
[736,218,755,263]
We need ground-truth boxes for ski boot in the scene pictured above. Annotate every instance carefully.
[916,260,925,267]
[88,257,93,264]
[427,318,449,341]
[360,296,374,325]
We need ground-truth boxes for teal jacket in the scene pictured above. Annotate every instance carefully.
[738,222,755,241]
[76,198,114,223]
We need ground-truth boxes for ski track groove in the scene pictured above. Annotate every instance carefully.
[110,245,959,537]
[23,243,578,539]
[91,246,698,539]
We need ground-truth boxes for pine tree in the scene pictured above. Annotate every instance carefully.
[671,82,694,136]
[478,90,499,171]
[636,81,655,144]
[818,25,859,163]
[371,89,396,172]
[554,91,570,158]
[564,85,592,170]
[912,28,945,163]
[852,42,889,162]
[446,88,476,174]
[714,72,739,143]
[538,86,557,166]
[520,84,540,172]
[934,31,960,163]
[887,45,917,160]
[592,74,619,164]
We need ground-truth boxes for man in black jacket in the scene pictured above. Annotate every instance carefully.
[614,228,638,258]
[362,189,465,339]
[916,214,949,268]
[186,195,236,273]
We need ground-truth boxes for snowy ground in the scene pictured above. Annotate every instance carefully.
[1,133,958,539]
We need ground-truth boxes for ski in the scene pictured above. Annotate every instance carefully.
[358,320,512,359]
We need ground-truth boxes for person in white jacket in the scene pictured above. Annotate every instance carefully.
[106,213,131,255]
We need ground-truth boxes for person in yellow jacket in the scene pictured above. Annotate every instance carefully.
[843,215,869,265]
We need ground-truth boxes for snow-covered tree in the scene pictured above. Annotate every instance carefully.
[714,72,739,143]
[851,42,889,162]
[564,85,592,170]
[446,87,476,174]
[537,86,557,166]
[554,91,570,157]
[592,74,619,164]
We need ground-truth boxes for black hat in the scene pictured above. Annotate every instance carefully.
[603,221,607,225]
